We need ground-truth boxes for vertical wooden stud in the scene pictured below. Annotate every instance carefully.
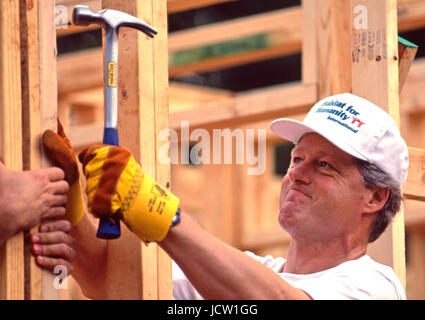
[101,0,172,299]
[351,0,406,287]
[0,0,25,300]
[21,0,60,299]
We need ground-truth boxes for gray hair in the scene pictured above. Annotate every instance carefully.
[353,158,403,243]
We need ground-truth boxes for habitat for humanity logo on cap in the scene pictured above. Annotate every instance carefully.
[315,99,366,134]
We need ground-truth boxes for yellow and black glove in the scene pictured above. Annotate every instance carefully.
[78,145,180,242]
[42,120,84,226]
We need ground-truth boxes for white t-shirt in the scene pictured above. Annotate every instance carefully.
[172,252,406,300]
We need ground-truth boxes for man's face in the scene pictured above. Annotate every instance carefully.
[279,133,372,242]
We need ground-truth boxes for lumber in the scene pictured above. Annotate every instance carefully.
[398,36,418,93]
[403,147,425,202]
[398,0,425,32]
[39,0,61,299]
[56,0,237,36]
[21,0,61,300]
[67,83,315,149]
[351,0,406,287]
[301,0,318,86]
[399,58,425,114]
[57,49,103,95]
[152,0,173,299]
[302,0,352,98]
[20,0,42,300]
[167,0,237,13]
[0,0,25,300]
[168,7,302,76]
[170,83,317,131]
[100,0,172,300]
[318,0,352,97]
[56,0,425,78]
[406,230,425,298]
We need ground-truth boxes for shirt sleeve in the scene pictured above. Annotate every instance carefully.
[172,260,204,300]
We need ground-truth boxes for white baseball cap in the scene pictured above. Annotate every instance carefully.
[270,93,409,188]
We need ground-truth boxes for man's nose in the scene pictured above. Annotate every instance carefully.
[287,162,311,184]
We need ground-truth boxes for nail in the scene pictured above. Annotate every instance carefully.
[33,245,41,254]
[32,235,40,243]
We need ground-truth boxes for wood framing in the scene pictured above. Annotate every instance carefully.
[1,0,63,301]
[56,1,425,83]
[397,0,425,32]
[351,0,406,286]
[26,0,60,300]
[99,0,172,300]
[167,0,237,13]
[0,0,25,300]
[170,83,317,131]
[168,7,302,76]
[398,37,418,92]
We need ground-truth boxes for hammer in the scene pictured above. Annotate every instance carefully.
[72,6,157,239]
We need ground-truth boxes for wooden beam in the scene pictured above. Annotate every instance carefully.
[317,0,352,98]
[100,0,172,300]
[405,230,425,299]
[302,0,318,86]
[398,36,418,93]
[21,0,61,300]
[20,0,42,300]
[351,0,406,287]
[398,0,425,32]
[56,0,425,79]
[167,1,425,56]
[169,82,234,112]
[67,83,316,149]
[169,41,301,77]
[399,58,425,114]
[56,0,238,36]
[170,83,317,131]
[168,7,302,76]
[403,147,425,202]
[57,49,103,95]
[0,0,25,300]
[167,0,237,14]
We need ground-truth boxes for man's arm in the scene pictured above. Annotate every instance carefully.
[160,213,311,300]
[69,214,107,299]
[76,144,311,300]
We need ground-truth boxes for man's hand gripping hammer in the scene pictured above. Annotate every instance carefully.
[72,5,157,239]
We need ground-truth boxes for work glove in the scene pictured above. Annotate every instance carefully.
[42,120,84,226]
[78,145,180,242]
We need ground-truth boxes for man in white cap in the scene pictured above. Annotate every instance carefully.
[33,93,408,300]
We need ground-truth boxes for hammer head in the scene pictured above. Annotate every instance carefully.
[72,6,157,38]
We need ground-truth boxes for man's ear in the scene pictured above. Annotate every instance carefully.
[364,187,389,214]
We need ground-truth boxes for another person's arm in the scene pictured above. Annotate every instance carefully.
[0,161,68,244]
[31,213,107,300]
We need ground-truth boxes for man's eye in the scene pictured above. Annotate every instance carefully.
[292,157,302,164]
[319,161,330,168]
